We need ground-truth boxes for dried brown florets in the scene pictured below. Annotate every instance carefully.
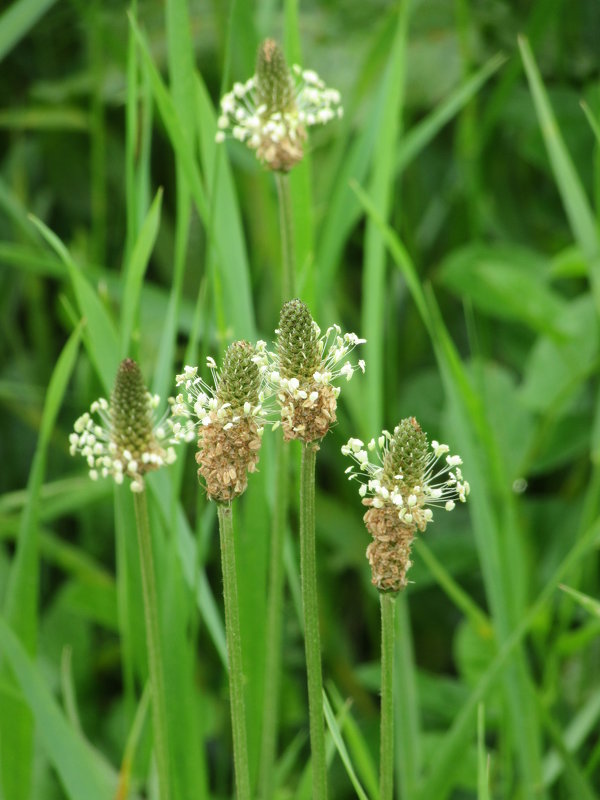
[196,415,262,504]
[363,501,416,594]
[279,382,337,445]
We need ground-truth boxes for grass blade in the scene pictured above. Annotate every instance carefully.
[1,324,81,800]
[29,215,119,393]
[518,35,600,311]
[0,617,117,800]
[120,188,163,358]
[323,691,371,800]
[0,0,58,63]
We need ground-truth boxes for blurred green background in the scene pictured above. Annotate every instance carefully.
[1,0,600,798]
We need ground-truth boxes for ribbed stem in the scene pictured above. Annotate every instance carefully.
[258,168,295,799]
[258,436,288,800]
[217,503,251,800]
[300,443,328,799]
[275,172,295,299]
[132,492,171,800]
[380,592,396,800]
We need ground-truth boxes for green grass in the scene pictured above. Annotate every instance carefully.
[1,0,600,798]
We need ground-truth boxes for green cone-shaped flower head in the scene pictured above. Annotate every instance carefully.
[383,417,429,492]
[110,358,155,455]
[216,340,261,411]
[255,39,296,117]
[277,299,321,382]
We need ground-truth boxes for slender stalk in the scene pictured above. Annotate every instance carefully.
[217,503,251,800]
[258,436,288,799]
[275,172,295,298]
[380,592,396,800]
[259,170,295,798]
[132,491,171,800]
[300,442,328,800]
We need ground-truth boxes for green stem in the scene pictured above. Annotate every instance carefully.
[258,170,295,799]
[275,172,295,299]
[132,491,171,800]
[217,503,251,800]
[300,443,328,800]
[380,592,396,800]
[258,437,288,800]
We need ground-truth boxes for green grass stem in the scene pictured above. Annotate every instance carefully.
[300,442,328,800]
[132,491,172,800]
[217,502,251,800]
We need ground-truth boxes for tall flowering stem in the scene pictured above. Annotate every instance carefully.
[217,502,251,800]
[342,417,469,798]
[300,441,328,799]
[133,491,172,800]
[257,300,365,800]
[379,592,396,800]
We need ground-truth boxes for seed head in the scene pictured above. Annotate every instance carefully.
[342,418,470,593]
[69,358,185,492]
[173,342,267,503]
[215,39,343,172]
[254,300,365,444]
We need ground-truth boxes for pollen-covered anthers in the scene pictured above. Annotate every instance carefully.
[215,38,343,172]
[256,299,366,444]
[69,358,185,493]
[196,414,263,503]
[363,502,416,594]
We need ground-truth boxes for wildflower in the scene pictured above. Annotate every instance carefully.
[215,38,343,172]
[256,299,365,444]
[174,341,266,503]
[69,358,186,493]
[342,417,470,593]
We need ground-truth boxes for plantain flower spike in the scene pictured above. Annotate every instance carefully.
[342,417,470,593]
[215,38,343,172]
[256,299,365,444]
[173,341,266,503]
[69,358,187,493]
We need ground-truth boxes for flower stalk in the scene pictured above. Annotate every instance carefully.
[300,441,328,800]
[379,592,396,800]
[218,502,251,800]
[133,490,172,800]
